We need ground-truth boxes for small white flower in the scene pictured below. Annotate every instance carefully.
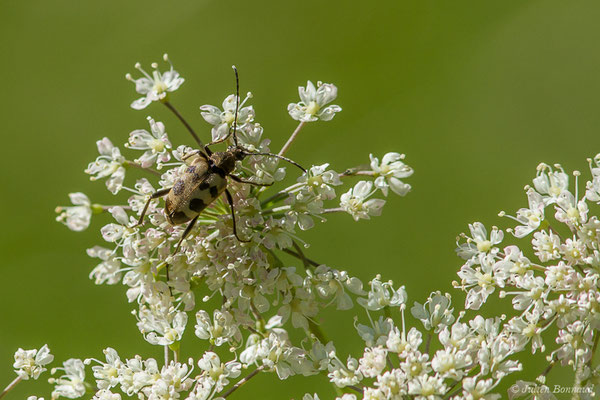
[355,316,394,347]
[370,153,413,196]
[13,344,54,380]
[431,347,471,380]
[194,309,241,347]
[200,93,255,142]
[328,355,363,388]
[510,188,546,238]
[461,377,500,400]
[375,369,408,398]
[143,361,194,398]
[358,276,407,311]
[506,312,545,353]
[91,389,121,400]
[197,352,241,392]
[87,246,122,285]
[85,138,126,194]
[411,292,455,332]
[55,193,93,231]
[127,117,172,168]
[386,327,423,357]
[126,54,184,110]
[136,306,188,346]
[457,254,501,310]
[533,163,569,205]
[297,163,342,200]
[532,230,561,262]
[554,190,588,228]
[407,373,447,398]
[303,394,320,400]
[288,81,341,122]
[456,222,503,260]
[50,359,86,399]
[87,347,123,390]
[340,181,385,221]
[358,347,387,378]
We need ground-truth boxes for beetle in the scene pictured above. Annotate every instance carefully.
[136,66,305,250]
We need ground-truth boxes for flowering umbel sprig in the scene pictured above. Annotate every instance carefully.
[1,55,416,400]
[8,53,600,400]
[13,345,54,381]
[452,156,600,397]
[126,54,184,110]
[288,80,341,122]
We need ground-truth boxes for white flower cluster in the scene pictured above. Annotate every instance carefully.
[311,280,521,400]
[43,56,414,400]
[8,54,600,400]
[13,345,54,381]
[453,159,600,398]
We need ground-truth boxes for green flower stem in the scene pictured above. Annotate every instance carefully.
[90,204,133,214]
[278,121,306,157]
[260,191,293,208]
[124,160,162,176]
[0,376,21,400]
[292,241,311,269]
[169,341,180,363]
[249,303,267,334]
[163,101,205,148]
[347,385,364,394]
[424,333,432,355]
[308,319,328,344]
[322,207,344,214]
[339,168,375,178]
[222,365,265,398]
[281,247,320,268]
[573,361,585,400]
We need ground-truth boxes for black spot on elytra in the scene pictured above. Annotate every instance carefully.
[198,181,210,190]
[186,166,196,174]
[189,198,206,212]
[209,186,219,197]
[173,181,185,195]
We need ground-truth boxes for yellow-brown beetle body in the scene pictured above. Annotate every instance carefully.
[164,148,243,225]
[136,67,305,246]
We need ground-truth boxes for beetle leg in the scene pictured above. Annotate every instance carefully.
[225,189,251,242]
[204,133,231,151]
[162,214,199,297]
[229,174,273,187]
[135,187,171,226]
[174,214,200,253]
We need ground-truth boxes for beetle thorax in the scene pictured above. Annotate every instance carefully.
[210,147,245,175]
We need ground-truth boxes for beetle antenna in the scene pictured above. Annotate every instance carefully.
[231,65,240,147]
[243,151,307,172]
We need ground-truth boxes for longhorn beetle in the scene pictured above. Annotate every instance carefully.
[136,66,306,251]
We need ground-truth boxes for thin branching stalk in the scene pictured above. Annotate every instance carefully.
[278,121,306,157]
[0,377,21,400]
[163,101,204,147]
[222,366,265,398]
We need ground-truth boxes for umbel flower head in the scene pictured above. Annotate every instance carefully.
[126,54,184,110]
[55,193,93,231]
[13,344,54,380]
[35,55,418,400]
[288,80,341,122]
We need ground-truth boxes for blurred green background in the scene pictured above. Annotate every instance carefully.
[2,0,600,398]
